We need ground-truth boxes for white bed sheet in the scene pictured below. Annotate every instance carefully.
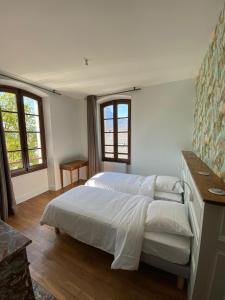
[40,185,152,270]
[86,172,156,198]
[142,231,190,265]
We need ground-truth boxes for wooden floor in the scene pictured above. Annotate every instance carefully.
[7,183,187,300]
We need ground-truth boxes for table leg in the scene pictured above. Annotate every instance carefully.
[70,170,73,185]
[60,169,63,189]
[86,165,89,179]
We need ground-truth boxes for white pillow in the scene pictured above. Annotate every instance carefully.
[145,201,193,237]
[154,191,183,203]
[155,176,184,194]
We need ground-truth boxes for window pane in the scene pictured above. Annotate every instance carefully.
[29,157,43,166]
[27,133,41,149]
[104,133,113,145]
[23,96,39,114]
[105,153,114,158]
[25,115,40,132]
[104,119,113,132]
[105,146,114,153]
[118,132,128,146]
[28,149,43,166]
[5,133,21,151]
[0,92,17,112]
[118,146,128,154]
[118,154,128,160]
[118,118,128,132]
[2,112,19,131]
[8,151,23,170]
[104,105,113,119]
[117,104,128,118]
[9,162,24,170]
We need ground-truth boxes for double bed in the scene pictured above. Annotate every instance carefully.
[40,171,191,288]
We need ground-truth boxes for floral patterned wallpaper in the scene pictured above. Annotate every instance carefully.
[193,4,225,180]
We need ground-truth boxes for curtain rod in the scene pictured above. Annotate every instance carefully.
[97,87,141,98]
[0,73,62,96]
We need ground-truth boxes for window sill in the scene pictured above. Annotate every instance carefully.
[11,164,48,177]
[102,158,130,165]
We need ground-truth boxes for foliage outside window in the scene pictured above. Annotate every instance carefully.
[0,86,47,176]
[100,99,131,164]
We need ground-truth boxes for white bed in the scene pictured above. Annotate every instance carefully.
[85,172,156,197]
[41,185,151,270]
[85,172,184,203]
[40,185,190,273]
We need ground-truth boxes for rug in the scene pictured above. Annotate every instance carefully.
[32,279,57,300]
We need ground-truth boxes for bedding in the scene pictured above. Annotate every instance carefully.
[85,172,184,199]
[40,185,152,270]
[142,232,190,265]
[145,201,193,237]
[85,172,156,198]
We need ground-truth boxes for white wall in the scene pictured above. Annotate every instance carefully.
[46,94,88,190]
[12,169,49,204]
[129,79,194,176]
[97,79,194,177]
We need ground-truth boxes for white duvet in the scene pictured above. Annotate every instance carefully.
[86,172,156,198]
[40,185,152,270]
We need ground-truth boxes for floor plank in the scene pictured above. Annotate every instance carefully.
[7,183,187,300]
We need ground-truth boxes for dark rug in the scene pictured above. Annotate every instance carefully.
[32,279,57,300]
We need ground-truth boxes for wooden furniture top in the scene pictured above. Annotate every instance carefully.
[0,220,31,263]
[182,151,225,205]
[60,160,88,171]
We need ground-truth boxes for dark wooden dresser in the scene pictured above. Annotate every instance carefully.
[0,220,35,300]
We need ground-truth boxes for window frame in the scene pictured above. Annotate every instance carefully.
[100,99,131,164]
[0,85,47,177]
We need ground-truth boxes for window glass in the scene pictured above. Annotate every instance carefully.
[104,119,113,132]
[25,115,40,132]
[118,132,128,146]
[0,92,17,112]
[23,97,39,114]
[104,105,113,119]
[104,133,114,145]
[2,112,19,131]
[117,104,128,118]
[118,118,128,132]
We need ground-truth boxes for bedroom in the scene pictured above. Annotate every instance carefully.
[0,1,224,300]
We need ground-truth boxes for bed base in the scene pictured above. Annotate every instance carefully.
[177,276,185,290]
[141,253,189,290]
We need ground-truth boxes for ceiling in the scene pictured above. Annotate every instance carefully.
[0,0,223,99]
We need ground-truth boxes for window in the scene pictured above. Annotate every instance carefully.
[100,99,131,163]
[0,86,47,176]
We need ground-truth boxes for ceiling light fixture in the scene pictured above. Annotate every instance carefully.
[84,58,89,66]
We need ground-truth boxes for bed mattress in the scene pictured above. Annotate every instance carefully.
[142,232,190,265]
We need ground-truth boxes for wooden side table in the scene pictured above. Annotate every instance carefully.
[60,160,88,189]
[0,220,35,300]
